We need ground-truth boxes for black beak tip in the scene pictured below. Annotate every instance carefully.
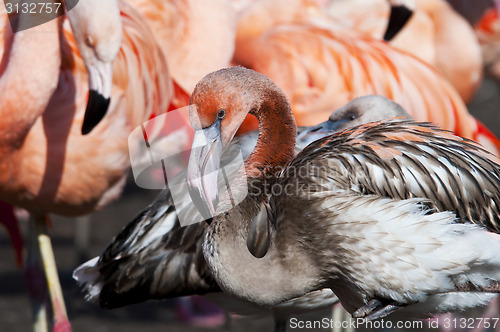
[81,90,111,135]
[324,119,341,133]
[301,120,339,137]
[383,5,413,41]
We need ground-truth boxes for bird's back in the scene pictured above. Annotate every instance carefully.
[285,119,500,232]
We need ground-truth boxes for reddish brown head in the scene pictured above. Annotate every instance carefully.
[187,67,296,220]
[190,67,272,146]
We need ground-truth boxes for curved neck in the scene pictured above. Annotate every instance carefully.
[245,90,297,178]
[0,12,62,148]
[203,86,319,307]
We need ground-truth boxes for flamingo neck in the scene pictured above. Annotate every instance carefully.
[203,87,321,307]
[0,11,62,148]
[245,90,297,179]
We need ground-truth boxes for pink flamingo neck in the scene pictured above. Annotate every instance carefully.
[0,13,62,149]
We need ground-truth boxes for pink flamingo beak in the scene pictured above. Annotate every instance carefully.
[187,118,223,221]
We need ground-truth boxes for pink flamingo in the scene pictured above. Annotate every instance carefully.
[0,0,171,330]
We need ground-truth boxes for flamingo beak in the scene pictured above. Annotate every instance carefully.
[383,3,414,41]
[81,61,112,135]
[296,120,339,146]
[187,118,223,221]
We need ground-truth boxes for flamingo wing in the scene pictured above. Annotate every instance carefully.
[287,120,500,232]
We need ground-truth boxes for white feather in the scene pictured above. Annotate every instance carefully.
[73,256,103,302]
[319,195,500,313]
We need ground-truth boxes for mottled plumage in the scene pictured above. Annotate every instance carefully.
[290,120,500,232]
[81,189,218,308]
[277,120,500,316]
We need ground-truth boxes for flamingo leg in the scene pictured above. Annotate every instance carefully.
[26,216,49,332]
[0,201,23,266]
[74,215,90,263]
[274,319,286,332]
[331,303,354,332]
[33,215,71,332]
[33,306,49,332]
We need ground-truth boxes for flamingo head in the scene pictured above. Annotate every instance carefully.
[186,67,281,219]
[65,0,122,134]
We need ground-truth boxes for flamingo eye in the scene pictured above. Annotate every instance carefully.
[345,111,357,121]
[85,35,95,47]
[217,109,226,120]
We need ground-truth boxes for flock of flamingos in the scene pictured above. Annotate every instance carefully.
[3,0,500,331]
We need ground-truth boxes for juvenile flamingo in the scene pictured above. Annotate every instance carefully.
[74,95,410,332]
[187,67,500,321]
[0,0,171,330]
